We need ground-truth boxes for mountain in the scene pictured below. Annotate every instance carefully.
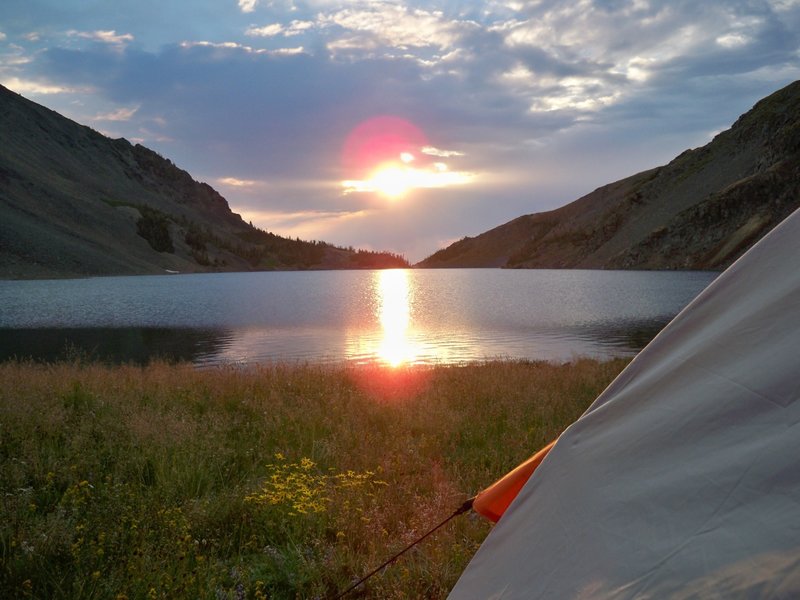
[0,85,407,279]
[417,80,800,270]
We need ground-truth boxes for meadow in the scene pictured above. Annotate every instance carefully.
[0,358,628,599]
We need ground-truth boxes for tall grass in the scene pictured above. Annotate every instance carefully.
[0,358,628,599]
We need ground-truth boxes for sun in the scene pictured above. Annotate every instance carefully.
[370,163,411,198]
[340,115,475,197]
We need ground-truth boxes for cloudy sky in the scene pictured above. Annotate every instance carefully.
[2,1,799,261]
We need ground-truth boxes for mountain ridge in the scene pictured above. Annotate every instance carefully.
[0,84,407,279]
[417,80,800,270]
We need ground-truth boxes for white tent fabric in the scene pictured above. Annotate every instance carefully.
[450,208,800,599]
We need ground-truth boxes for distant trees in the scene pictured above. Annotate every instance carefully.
[348,249,409,268]
[184,223,207,252]
[235,225,326,268]
[136,206,174,253]
[185,222,230,266]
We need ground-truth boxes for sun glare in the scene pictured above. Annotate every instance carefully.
[371,164,412,198]
[342,155,475,198]
[345,269,462,366]
[341,115,474,198]
[377,269,416,367]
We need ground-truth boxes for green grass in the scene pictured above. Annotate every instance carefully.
[0,358,628,599]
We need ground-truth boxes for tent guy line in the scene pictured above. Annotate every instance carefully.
[333,439,558,597]
[332,497,476,600]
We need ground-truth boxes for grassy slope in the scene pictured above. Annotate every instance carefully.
[0,358,627,599]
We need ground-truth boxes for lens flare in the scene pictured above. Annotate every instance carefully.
[341,116,427,180]
[341,115,474,198]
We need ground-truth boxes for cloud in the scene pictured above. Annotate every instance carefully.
[93,105,139,121]
[0,32,6,41]
[246,20,314,37]
[0,43,32,68]
[129,127,173,143]
[770,0,800,10]
[244,208,365,227]
[217,177,261,187]
[238,0,258,13]
[341,165,475,196]
[0,76,82,95]
[68,30,134,47]
[177,40,304,56]
[246,23,284,37]
[237,207,372,244]
[179,40,259,51]
[716,33,750,49]
[422,146,465,157]
[284,20,314,35]
[320,4,474,54]
[272,46,305,55]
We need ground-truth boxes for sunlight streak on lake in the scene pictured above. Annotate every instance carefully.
[344,269,458,367]
[345,269,426,367]
[376,269,416,366]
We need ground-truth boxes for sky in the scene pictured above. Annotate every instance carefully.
[2,1,799,262]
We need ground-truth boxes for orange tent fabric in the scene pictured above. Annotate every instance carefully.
[472,439,556,522]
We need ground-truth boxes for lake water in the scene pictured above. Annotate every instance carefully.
[0,269,717,367]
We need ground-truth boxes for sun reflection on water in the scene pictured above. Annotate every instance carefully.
[376,269,417,367]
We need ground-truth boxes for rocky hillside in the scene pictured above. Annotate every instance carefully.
[418,80,800,270]
[0,85,407,279]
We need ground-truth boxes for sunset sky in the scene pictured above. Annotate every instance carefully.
[2,0,799,261]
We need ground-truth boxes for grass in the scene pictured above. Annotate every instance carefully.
[0,358,628,599]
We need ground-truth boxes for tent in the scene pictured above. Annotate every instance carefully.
[450,207,800,599]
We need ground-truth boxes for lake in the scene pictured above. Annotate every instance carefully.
[0,269,717,367]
